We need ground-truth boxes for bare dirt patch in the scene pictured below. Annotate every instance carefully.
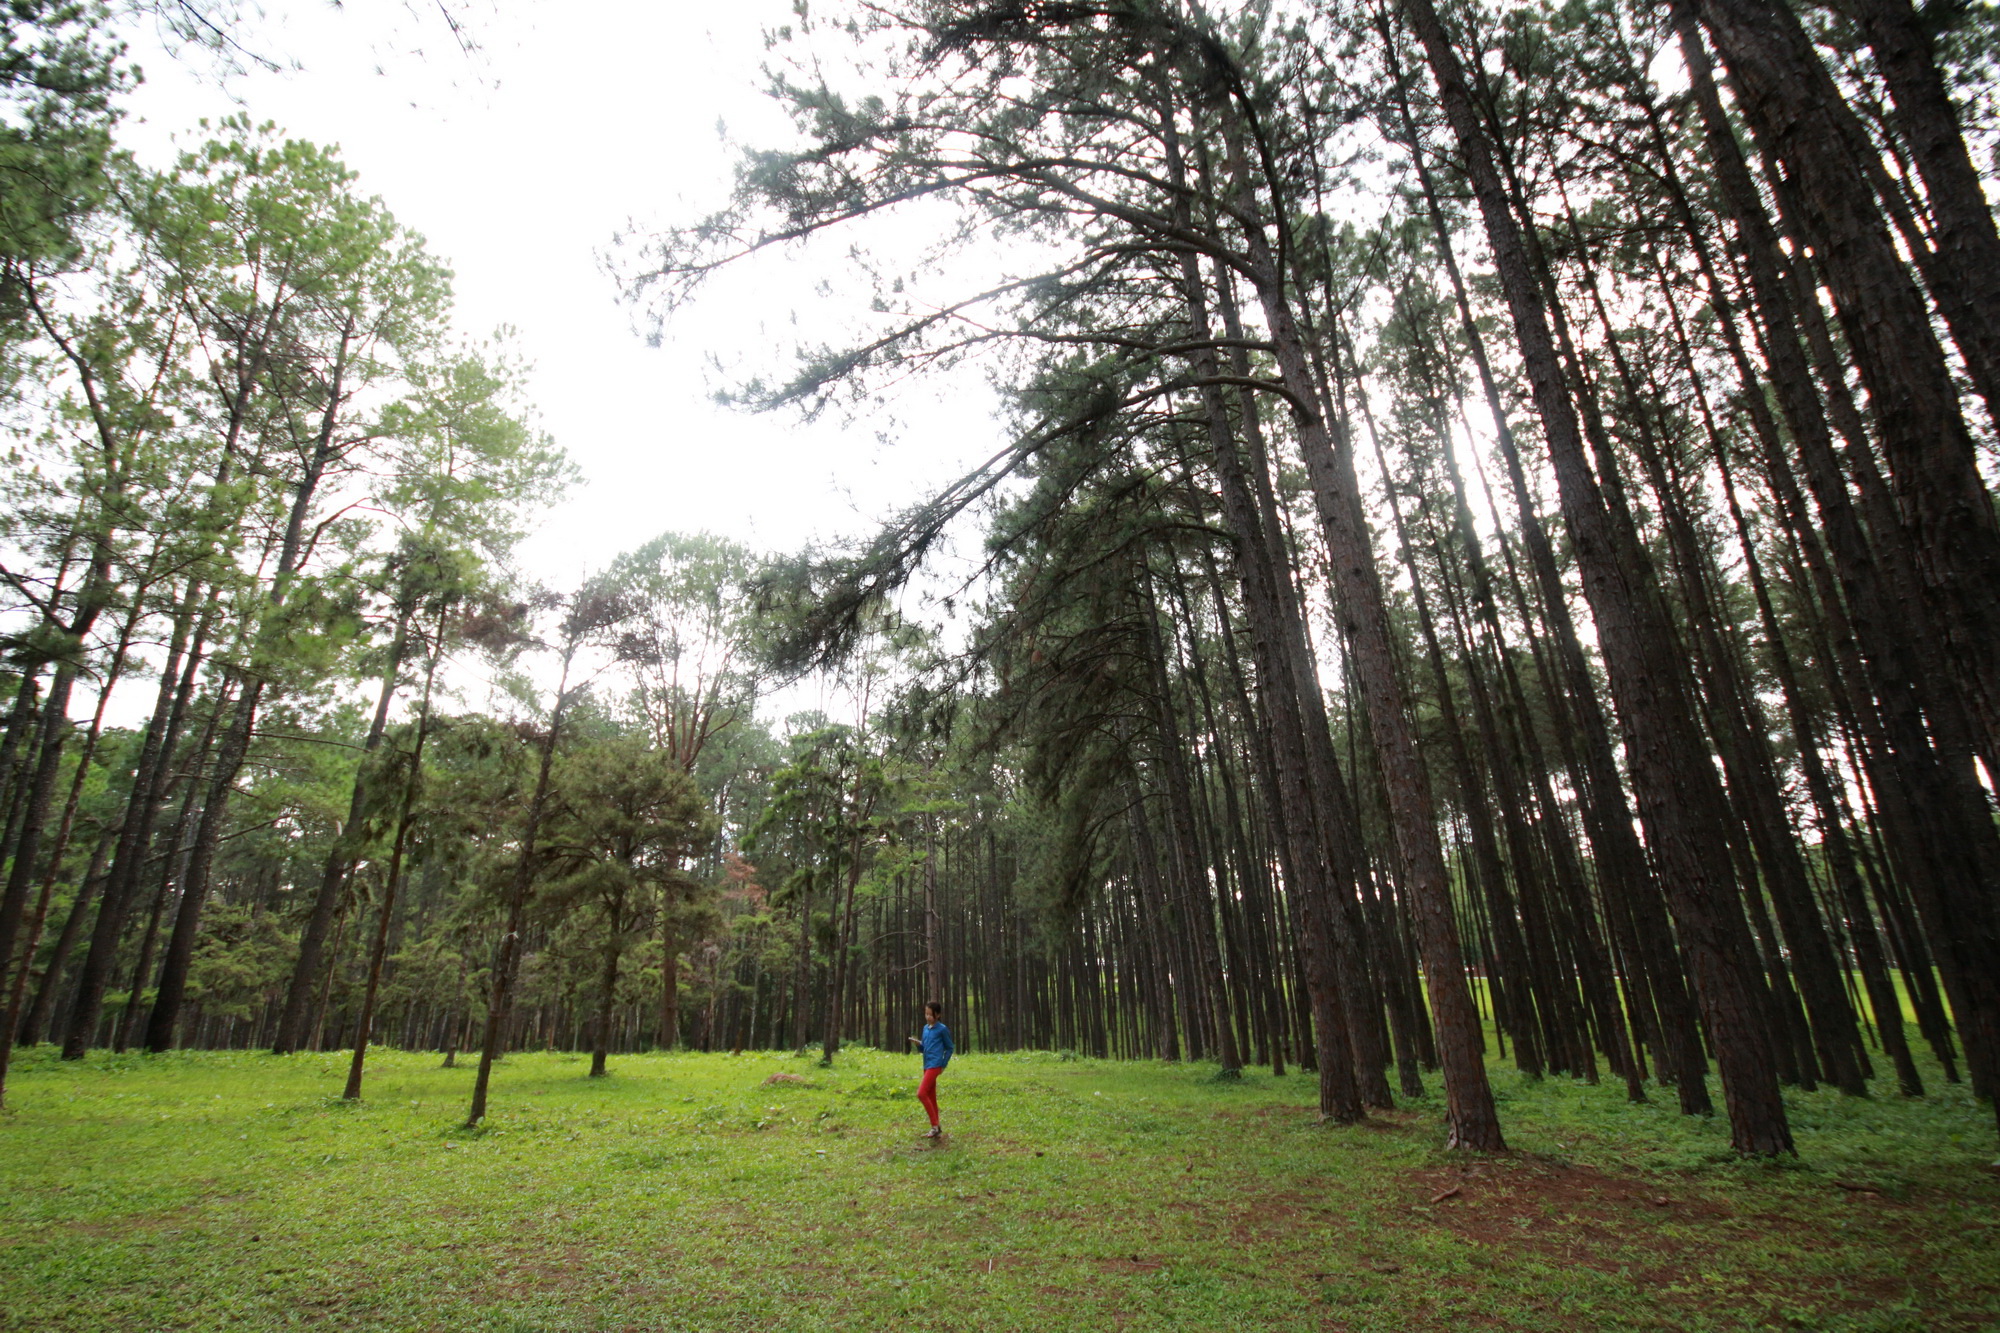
[1393,1156,1985,1329]
[1403,1156,1733,1260]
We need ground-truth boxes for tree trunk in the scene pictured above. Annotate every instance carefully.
[0,663,80,1096]
[591,890,625,1078]
[1382,53,1712,1112]
[276,616,412,1054]
[658,918,680,1051]
[344,619,442,1099]
[61,580,214,1061]
[15,825,114,1047]
[1846,0,2000,425]
[1215,99,1500,1149]
[1163,149,1363,1116]
[1403,0,1791,1153]
[467,639,576,1127]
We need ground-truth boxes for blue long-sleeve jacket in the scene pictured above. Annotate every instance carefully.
[920,1021,954,1070]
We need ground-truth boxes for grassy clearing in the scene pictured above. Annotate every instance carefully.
[2,1044,1995,1331]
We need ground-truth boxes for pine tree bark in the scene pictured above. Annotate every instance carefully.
[1690,0,2000,769]
[1845,0,2000,425]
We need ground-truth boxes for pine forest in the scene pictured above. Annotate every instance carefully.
[4,1,1999,1327]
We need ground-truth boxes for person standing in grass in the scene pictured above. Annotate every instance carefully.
[906,1001,953,1139]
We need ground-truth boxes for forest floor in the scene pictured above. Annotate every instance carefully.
[1,1045,1996,1332]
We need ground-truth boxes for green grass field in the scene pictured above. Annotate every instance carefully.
[3,1044,1995,1331]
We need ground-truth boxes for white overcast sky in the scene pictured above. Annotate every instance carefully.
[101,0,1637,728]
[114,0,1005,597]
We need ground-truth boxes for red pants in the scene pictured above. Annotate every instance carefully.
[918,1066,942,1126]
